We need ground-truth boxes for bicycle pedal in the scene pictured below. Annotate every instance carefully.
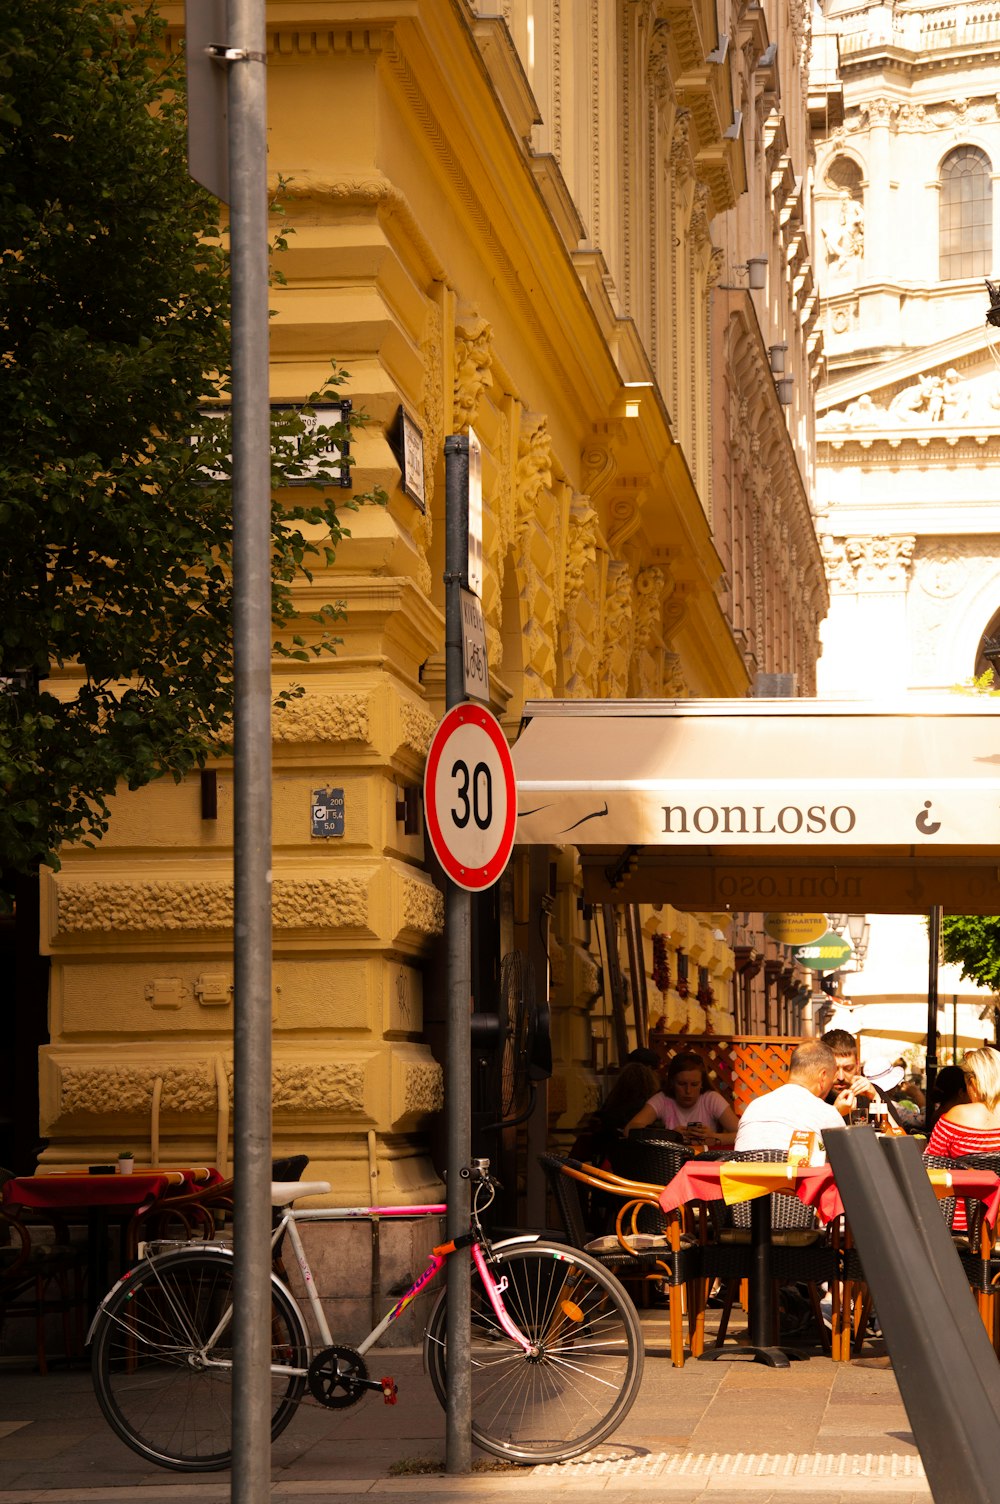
[381,1377,398,1405]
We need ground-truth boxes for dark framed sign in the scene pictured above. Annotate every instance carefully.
[272,401,352,487]
[390,405,426,513]
[194,401,352,487]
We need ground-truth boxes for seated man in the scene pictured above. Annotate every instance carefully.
[735,1040,850,1153]
[821,1029,907,1128]
[820,1028,875,1109]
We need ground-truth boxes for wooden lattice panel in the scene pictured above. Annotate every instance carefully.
[652,1035,802,1116]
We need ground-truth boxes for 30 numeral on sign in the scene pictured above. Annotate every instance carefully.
[451,759,493,830]
[424,706,517,891]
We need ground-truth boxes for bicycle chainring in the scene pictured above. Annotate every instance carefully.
[307,1344,369,1408]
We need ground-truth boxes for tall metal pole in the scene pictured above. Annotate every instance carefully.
[228,3,273,1501]
[926,905,942,1130]
[443,435,472,1475]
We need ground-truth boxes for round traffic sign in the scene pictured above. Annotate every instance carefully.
[424,703,517,891]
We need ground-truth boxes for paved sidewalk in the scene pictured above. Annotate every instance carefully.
[0,1313,931,1504]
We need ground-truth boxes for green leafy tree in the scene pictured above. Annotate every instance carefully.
[0,1,377,883]
[941,915,1000,992]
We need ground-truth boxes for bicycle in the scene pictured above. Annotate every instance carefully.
[87,1158,644,1471]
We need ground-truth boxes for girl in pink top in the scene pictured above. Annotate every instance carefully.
[925,1046,1000,1230]
[625,1050,739,1146]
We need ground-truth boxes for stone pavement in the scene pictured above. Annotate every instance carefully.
[0,1312,932,1504]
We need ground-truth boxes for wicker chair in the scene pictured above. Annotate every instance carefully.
[942,1151,1000,1351]
[712,1149,840,1354]
[840,1152,971,1360]
[538,1152,701,1367]
[609,1135,731,1357]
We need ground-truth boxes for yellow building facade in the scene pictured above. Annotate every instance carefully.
[33,2,827,1212]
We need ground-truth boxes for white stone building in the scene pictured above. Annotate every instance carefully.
[811,0,1000,695]
[809,0,1000,1060]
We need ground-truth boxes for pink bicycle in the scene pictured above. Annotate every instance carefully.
[89,1159,644,1469]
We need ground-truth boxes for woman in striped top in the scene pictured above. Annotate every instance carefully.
[925,1047,1000,1229]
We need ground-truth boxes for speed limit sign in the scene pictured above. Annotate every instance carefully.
[423,703,517,891]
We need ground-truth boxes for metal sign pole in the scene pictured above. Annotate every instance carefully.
[443,435,472,1474]
[227,2,273,1501]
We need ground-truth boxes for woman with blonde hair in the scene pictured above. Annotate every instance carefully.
[925,1048,1000,1228]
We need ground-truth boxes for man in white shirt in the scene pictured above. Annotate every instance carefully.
[735,1040,850,1153]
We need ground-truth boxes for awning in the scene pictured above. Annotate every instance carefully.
[512,698,1000,912]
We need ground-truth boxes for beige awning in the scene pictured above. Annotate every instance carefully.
[512,698,1000,912]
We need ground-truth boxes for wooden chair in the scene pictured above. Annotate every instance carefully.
[538,1152,700,1367]
[0,1197,87,1373]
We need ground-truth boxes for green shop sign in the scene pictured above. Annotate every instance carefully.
[792,930,853,972]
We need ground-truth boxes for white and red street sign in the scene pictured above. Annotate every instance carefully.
[423,703,516,891]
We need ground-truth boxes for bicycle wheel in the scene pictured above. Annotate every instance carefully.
[91,1246,308,1471]
[424,1241,643,1464]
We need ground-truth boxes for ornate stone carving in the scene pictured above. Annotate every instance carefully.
[690,180,711,249]
[402,878,445,937]
[662,651,687,697]
[670,108,692,183]
[599,562,634,697]
[514,414,553,543]
[399,699,437,757]
[581,435,618,505]
[606,492,643,553]
[513,413,557,696]
[272,1061,365,1113]
[561,495,601,699]
[818,368,978,431]
[631,565,665,697]
[842,535,916,590]
[402,1060,445,1115]
[55,877,370,934]
[273,692,371,744]
[820,535,855,593]
[59,1064,217,1116]
[913,544,971,601]
[821,191,864,272]
[481,407,513,667]
[648,18,672,101]
[565,497,599,604]
[706,245,726,288]
[453,309,494,433]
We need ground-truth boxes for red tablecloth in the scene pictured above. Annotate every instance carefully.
[2,1167,221,1211]
[658,1160,1000,1228]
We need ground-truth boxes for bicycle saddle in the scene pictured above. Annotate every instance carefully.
[270,1180,332,1205]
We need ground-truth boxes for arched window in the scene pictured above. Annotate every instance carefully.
[940,146,992,281]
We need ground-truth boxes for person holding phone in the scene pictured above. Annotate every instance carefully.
[625,1050,739,1146]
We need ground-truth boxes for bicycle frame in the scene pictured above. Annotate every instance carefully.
[276,1202,536,1358]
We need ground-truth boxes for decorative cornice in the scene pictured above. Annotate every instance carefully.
[398,700,437,759]
[55,877,371,935]
[401,878,445,939]
[270,172,446,282]
[273,693,371,745]
[820,534,916,593]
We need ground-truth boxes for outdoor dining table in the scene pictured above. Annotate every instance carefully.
[657,1152,1000,1368]
[2,1166,222,1318]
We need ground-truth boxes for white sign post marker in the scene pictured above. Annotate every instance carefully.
[424,703,516,892]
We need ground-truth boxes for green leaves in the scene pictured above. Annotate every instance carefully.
[941,916,1000,993]
[0,1,385,884]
